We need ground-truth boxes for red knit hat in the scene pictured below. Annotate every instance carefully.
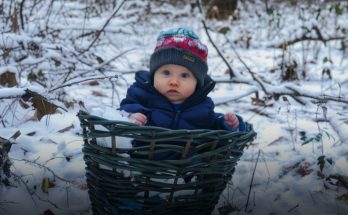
[150,28,208,87]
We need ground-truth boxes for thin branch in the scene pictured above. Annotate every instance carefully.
[214,76,348,105]
[214,87,258,105]
[11,172,38,207]
[69,48,134,80]
[48,74,118,93]
[196,0,235,78]
[12,158,74,183]
[19,0,25,30]
[245,150,261,212]
[288,204,299,213]
[83,0,128,53]
[225,36,268,94]
[285,86,348,104]
[274,25,345,48]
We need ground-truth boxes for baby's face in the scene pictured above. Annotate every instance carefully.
[153,64,197,104]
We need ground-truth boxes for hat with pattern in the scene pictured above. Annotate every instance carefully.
[150,28,208,87]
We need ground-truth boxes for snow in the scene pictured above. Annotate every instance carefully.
[1,1,348,215]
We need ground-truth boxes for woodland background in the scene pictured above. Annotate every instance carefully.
[1,0,348,215]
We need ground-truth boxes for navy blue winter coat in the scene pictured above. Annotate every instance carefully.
[119,70,251,132]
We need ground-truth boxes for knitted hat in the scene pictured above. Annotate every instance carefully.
[150,28,208,87]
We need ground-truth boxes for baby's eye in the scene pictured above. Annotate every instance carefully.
[180,72,190,78]
[162,70,170,76]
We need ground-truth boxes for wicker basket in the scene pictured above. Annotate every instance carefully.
[77,111,256,215]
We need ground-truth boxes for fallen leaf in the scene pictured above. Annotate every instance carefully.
[91,90,106,97]
[337,194,348,201]
[82,80,99,86]
[58,124,75,133]
[0,71,17,87]
[19,98,30,109]
[297,162,313,177]
[26,131,36,136]
[64,100,75,109]
[41,177,49,193]
[31,95,59,121]
[251,97,266,106]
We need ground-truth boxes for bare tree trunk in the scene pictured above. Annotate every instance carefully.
[202,0,238,19]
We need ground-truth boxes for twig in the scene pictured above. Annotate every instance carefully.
[83,0,128,53]
[34,193,59,209]
[48,74,118,93]
[224,36,268,94]
[287,204,299,213]
[245,150,261,212]
[196,0,235,78]
[285,86,348,104]
[68,48,134,81]
[274,25,345,48]
[308,190,316,205]
[213,76,348,105]
[19,0,25,30]
[11,172,38,207]
[12,158,74,183]
[0,200,18,215]
[260,151,271,184]
[214,87,258,105]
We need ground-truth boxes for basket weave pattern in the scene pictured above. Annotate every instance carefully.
[78,111,256,215]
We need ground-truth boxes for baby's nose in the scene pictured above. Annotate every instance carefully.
[169,77,179,86]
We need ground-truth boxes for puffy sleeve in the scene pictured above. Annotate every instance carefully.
[119,84,151,115]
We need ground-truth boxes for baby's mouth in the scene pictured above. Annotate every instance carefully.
[167,90,179,95]
[167,89,179,93]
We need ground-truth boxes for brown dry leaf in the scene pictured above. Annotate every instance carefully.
[296,162,313,177]
[78,100,88,111]
[31,95,58,121]
[0,130,21,154]
[82,80,99,86]
[282,96,289,102]
[336,194,348,201]
[19,98,30,109]
[41,177,49,193]
[64,100,75,109]
[317,171,326,179]
[92,90,106,97]
[58,124,75,133]
[251,97,266,106]
[39,137,58,144]
[72,181,89,190]
[0,71,17,87]
[218,27,230,34]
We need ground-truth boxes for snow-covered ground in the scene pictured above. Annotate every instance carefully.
[1,1,348,214]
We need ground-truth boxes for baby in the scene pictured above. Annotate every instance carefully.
[119,28,251,132]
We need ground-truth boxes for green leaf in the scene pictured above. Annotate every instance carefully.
[301,137,314,145]
[335,4,343,16]
[314,133,322,142]
[326,157,333,165]
[323,57,333,64]
[317,155,326,172]
[41,177,49,193]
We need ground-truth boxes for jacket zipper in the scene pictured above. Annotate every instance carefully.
[173,110,181,129]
